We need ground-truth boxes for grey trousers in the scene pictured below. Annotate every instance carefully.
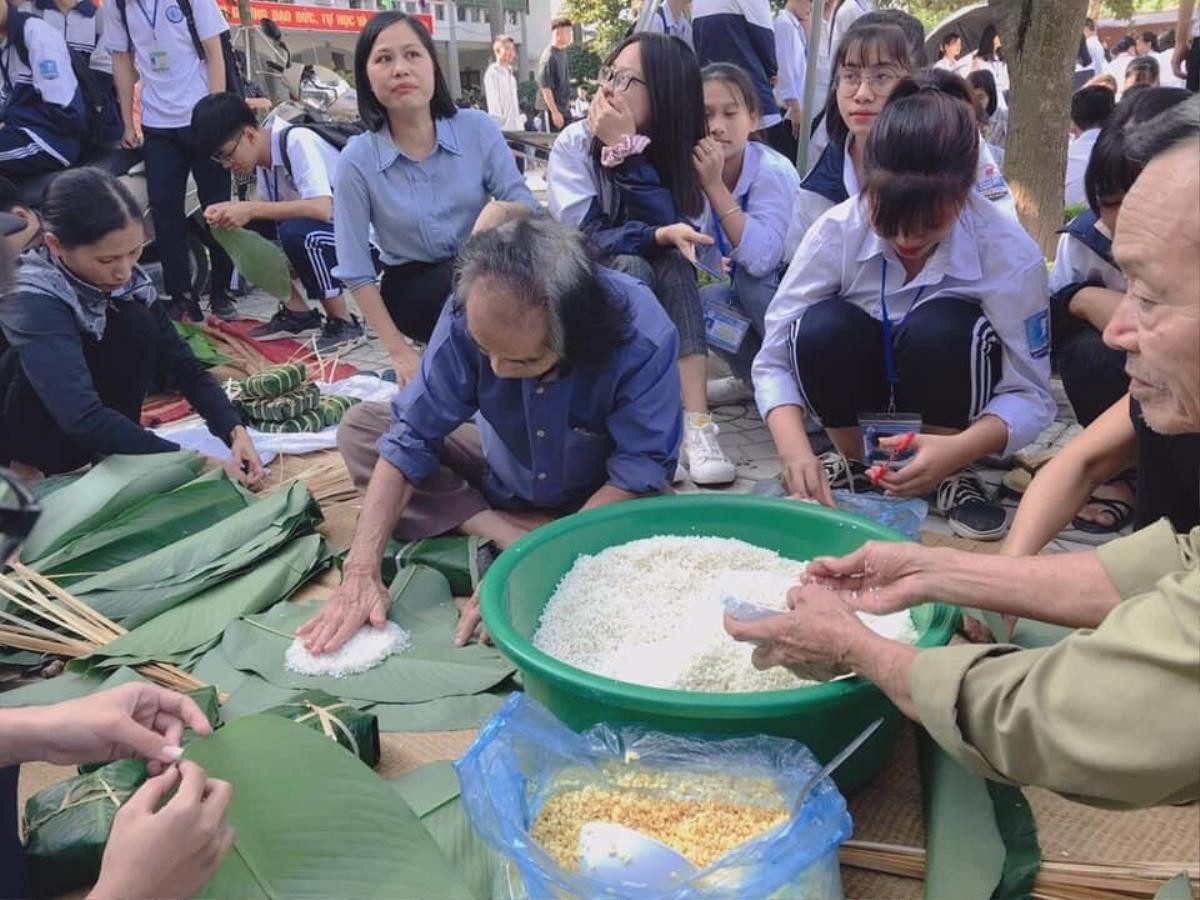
[607,251,706,358]
[337,401,491,541]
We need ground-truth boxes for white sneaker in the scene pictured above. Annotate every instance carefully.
[707,376,754,406]
[681,414,737,486]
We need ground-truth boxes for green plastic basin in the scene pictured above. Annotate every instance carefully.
[480,494,959,792]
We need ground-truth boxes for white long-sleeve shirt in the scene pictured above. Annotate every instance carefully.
[700,140,801,278]
[772,8,807,109]
[483,61,522,131]
[754,192,1055,457]
[645,1,693,46]
[1064,127,1100,209]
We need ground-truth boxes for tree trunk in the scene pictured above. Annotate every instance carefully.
[489,0,506,40]
[989,0,1089,257]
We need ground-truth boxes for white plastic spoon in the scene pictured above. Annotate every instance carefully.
[578,718,884,892]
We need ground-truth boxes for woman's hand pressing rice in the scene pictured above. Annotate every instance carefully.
[297,564,391,655]
[803,542,933,615]
[724,585,866,681]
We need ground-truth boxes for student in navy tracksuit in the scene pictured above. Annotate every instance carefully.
[548,32,739,487]
[693,0,778,133]
[27,0,122,145]
[0,2,86,176]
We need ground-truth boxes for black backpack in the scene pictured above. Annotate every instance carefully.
[278,119,364,182]
[115,0,246,97]
[6,11,113,147]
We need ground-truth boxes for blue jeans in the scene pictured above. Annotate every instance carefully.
[699,267,780,379]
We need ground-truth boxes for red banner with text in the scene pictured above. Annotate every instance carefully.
[217,1,432,34]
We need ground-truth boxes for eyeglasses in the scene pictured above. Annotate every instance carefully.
[837,67,903,92]
[211,130,245,166]
[599,66,647,92]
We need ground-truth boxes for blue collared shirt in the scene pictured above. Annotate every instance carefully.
[332,108,537,290]
[377,268,683,510]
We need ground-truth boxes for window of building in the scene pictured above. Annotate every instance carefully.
[404,1,416,10]
[456,4,465,21]
[506,9,516,24]
[435,2,444,19]
[469,7,480,21]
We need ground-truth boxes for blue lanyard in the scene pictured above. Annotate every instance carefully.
[879,258,926,412]
[710,191,747,279]
[134,0,159,33]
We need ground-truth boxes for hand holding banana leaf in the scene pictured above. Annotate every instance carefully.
[93,762,235,900]
[223,426,265,492]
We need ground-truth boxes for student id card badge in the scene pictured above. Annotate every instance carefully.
[859,412,921,469]
[148,48,171,72]
[703,303,750,354]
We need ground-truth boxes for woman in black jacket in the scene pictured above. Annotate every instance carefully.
[0,167,264,486]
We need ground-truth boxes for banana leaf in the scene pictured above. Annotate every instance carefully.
[217,566,514,703]
[0,666,150,708]
[34,473,252,582]
[367,688,511,733]
[182,715,474,899]
[23,758,148,897]
[174,321,229,367]
[189,647,303,716]
[262,689,380,768]
[210,226,293,303]
[79,536,330,672]
[390,760,500,900]
[394,535,493,596]
[919,730,1040,900]
[69,482,323,627]
[21,452,205,563]
[27,472,81,502]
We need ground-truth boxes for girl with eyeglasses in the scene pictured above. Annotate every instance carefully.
[547,32,737,486]
[0,167,264,487]
[694,63,801,405]
[786,24,1014,256]
[754,75,1054,542]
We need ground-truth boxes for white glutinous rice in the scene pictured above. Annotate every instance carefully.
[284,622,412,678]
[531,535,917,693]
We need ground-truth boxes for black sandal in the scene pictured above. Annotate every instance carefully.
[1071,471,1136,535]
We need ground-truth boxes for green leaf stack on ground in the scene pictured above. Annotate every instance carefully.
[182,715,475,899]
[65,481,323,627]
[21,452,205,563]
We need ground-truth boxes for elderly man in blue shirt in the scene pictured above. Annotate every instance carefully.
[299,215,683,654]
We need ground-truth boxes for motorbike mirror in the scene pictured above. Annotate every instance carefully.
[260,17,284,41]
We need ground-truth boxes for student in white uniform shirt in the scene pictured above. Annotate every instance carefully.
[972,24,1009,94]
[547,32,738,487]
[484,36,522,132]
[1084,18,1107,75]
[191,92,366,355]
[768,0,810,161]
[695,64,800,405]
[25,0,121,145]
[0,2,86,176]
[827,0,871,56]
[646,0,693,47]
[103,0,238,323]
[1051,87,1189,435]
[787,29,1014,257]
[754,80,1054,542]
[934,31,962,72]
[1064,84,1115,208]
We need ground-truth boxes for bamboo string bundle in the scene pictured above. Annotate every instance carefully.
[0,563,207,694]
[840,840,1199,899]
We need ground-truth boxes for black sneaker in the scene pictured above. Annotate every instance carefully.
[249,304,322,340]
[937,469,1008,541]
[820,451,875,493]
[163,294,204,323]
[314,315,366,355]
[208,292,239,322]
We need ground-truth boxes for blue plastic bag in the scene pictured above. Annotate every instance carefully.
[454,694,853,900]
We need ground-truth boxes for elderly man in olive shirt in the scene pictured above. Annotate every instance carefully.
[727,97,1200,810]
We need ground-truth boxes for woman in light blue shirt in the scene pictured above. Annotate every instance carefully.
[333,12,535,384]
